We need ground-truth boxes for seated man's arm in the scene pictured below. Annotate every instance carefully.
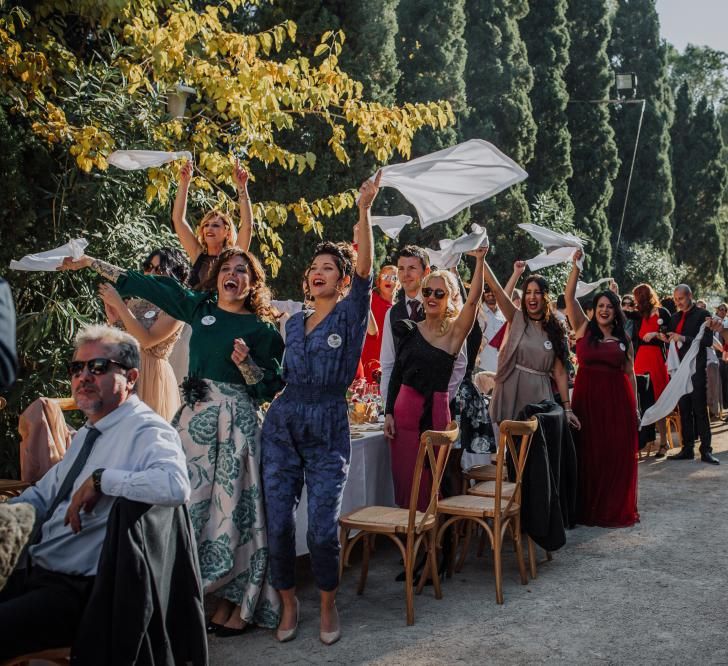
[8,456,64,515]
[100,423,190,506]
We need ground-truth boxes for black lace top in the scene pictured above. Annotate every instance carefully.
[386,320,457,425]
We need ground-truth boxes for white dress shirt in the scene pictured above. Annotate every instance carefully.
[478,305,506,373]
[11,395,189,576]
[380,298,468,407]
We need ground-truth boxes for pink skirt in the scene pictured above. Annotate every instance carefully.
[391,384,451,511]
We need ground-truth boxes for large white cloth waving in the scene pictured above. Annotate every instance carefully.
[428,224,489,269]
[371,215,413,240]
[519,223,585,271]
[575,277,612,299]
[108,150,193,170]
[10,239,88,271]
[641,323,708,426]
[374,139,527,228]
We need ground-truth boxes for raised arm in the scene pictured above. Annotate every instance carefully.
[172,160,203,263]
[483,260,517,323]
[451,247,487,351]
[59,254,125,282]
[503,260,526,304]
[565,249,588,338]
[354,171,381,278]
[233,158,253,252]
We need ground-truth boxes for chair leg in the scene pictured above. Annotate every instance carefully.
[513,517,528,585]
[527,536,537,579]
[546,550,553,562]
[357,534,370,595]
[446,524,457,578]
[493,521,504,605]
[477,527,487,558]
[405,540,416,626]
[430,531,443,600]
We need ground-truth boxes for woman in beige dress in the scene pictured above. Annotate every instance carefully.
[99,247,189,421]
[483,260,580,429]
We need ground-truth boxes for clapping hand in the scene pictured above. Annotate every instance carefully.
[98,282,124,309]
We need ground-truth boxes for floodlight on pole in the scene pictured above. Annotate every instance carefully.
[615,72,637,99]
[167,84,197,119]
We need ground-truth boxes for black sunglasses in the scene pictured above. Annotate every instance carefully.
[422,287,447,300]
[68,358,130,377]
[141,260,163,275]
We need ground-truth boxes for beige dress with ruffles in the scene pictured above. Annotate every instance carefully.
[489,314,556,423]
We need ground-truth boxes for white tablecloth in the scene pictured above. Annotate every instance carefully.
[295,429,394,555]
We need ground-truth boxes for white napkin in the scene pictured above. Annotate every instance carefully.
[641,324,707,426]
[666,340,681,375]
[371,139,527,228]
[575,277,612,298]
[428,224,489,269]
[519,223,585,271]
[108,150,193,171]
[371,215,413,240]
[10,238,88,271]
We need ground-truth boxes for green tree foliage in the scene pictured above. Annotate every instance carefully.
[520,0,573,208]
[608,0,675,252]
[616,241,684,295]
[462,0,536,279]
[668,44,728,107]
[671,94,728,287]
[394,0,470,249]
[564,0,620,278]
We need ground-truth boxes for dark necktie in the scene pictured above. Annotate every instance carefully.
[42,426,101,526]
[408,299,423,321]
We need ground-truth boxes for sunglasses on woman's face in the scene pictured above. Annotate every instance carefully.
[422,287,447,300]
[67,358,130,377]
[381,275,399,282]
[142,260,162,275]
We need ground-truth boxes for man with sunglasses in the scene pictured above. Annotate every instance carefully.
[1,325,190,659]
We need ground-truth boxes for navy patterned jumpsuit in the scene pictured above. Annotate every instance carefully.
[261,271,372,591]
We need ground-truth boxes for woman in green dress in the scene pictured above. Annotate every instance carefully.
[60,247,284,636]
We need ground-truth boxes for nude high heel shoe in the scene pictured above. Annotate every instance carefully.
[275,599,299,643]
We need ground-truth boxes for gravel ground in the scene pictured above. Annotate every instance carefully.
[210,422,728,665]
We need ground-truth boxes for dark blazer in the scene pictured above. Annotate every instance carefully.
[668,305,713,373]
[515,400,578,552]
[0,278,17,390]
[72,500,208,666]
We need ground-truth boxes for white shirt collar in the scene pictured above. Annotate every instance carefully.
[85,394,140,434]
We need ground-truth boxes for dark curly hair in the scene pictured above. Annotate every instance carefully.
[304,241,356,300]
[141,247,190,285]
[521,275,567,364]
[200,247,277,323]
[586,290,630,357]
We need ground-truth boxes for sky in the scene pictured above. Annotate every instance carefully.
[656,0,728,53]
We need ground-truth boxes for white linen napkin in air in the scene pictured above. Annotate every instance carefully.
[428,224,489,269]
[371,139,527,228]
[10,238,88,272]
[575,277,612,299]
[519,223,585,271]
[108,150,193,171]
[371,215,413,240]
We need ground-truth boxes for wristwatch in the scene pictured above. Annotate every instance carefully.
[92,468,105,493]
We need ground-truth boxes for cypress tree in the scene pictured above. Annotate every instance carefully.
[564,0,620,277]
[607,0,675,251]
[462,0,536,278]
[670,81,692,247]
[520,0,573,208]
[672,95,727,284]
[395,0,469,248]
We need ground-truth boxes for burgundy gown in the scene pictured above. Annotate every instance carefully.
[572,332,640,527]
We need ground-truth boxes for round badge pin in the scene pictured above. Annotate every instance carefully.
[327,333,342,348]
[201,315,216,326]
[619,342,626,351]
[144,310,156,319]
[657,318,663,325]
[543,340,553,351]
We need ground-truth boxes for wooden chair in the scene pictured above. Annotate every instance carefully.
[436,418,539,604]
[1,647,70,665]
[665,407,682,450]
[338,421,459,626]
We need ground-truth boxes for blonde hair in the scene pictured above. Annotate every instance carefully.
[74,325,140,369]
[195,209,237,253]
[421,270,461,335]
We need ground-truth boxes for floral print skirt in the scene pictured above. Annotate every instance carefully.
[173,379,280,628]
[454,377,495,454]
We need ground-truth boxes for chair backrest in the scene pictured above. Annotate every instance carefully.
[494,418,538,517]
[51,397,78,411]
[407,421,459,534]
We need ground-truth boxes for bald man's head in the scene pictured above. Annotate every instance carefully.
[673,284,693,312]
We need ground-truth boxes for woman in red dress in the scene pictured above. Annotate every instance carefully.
[565,251,640,528]
[632,283,671,457]
[360,265,398,381]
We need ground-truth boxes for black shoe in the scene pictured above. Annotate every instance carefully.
[669,450,695,461]
[215,626,247,638]
[206,621,224,634]
[701,452,720,465]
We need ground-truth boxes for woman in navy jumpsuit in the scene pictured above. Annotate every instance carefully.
[261,174,380,644]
